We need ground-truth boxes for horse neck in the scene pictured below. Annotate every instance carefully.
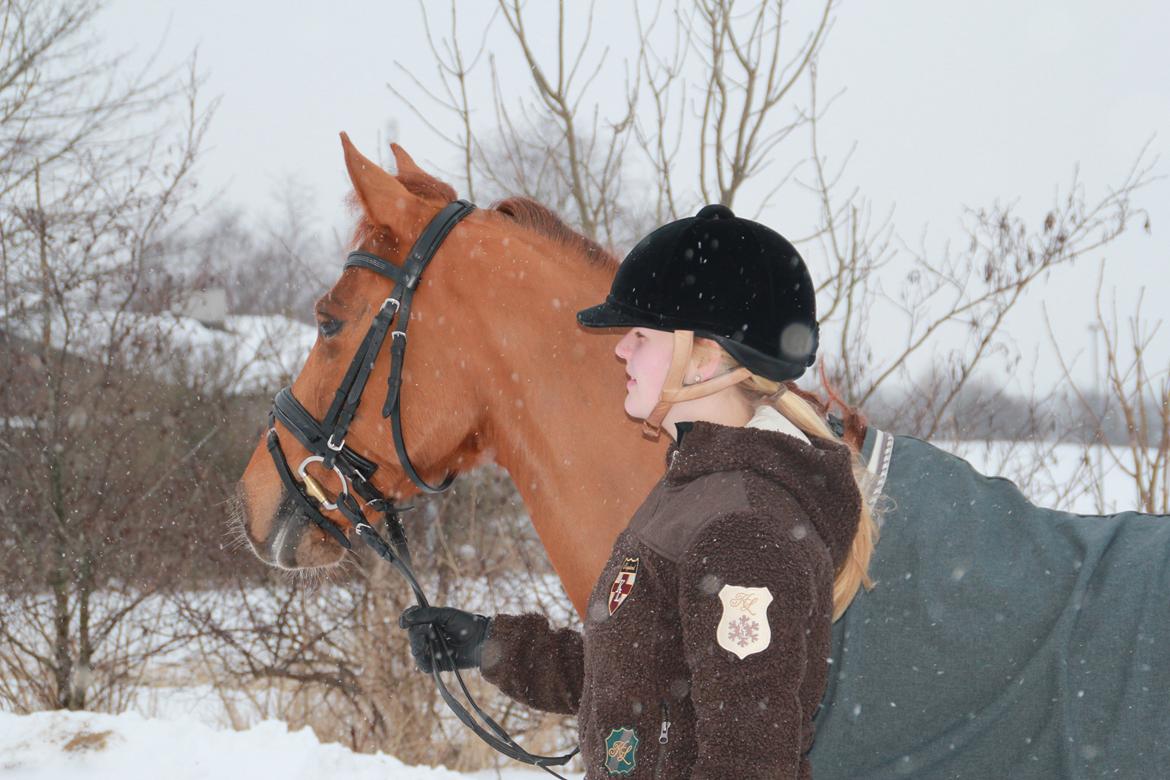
[475,236,667,618]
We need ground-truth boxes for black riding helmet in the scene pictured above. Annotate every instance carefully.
[577,204,818,381]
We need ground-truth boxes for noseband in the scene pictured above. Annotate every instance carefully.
[265,199,577,776]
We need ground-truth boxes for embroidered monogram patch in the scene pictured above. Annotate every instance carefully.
[716,584,774,659]
[607,556,639,616]
[603,727,639,775]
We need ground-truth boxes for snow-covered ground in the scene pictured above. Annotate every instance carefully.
[0,710,582,779]
[0,574,582,778]
[1,438,1160,777]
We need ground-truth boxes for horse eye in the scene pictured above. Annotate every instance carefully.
[318,318,342,338]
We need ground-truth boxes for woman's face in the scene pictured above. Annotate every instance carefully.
[614,327,676,419]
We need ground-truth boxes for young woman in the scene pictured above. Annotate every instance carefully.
[401,204,878,778]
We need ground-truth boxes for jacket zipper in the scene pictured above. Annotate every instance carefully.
[654,698,671,779]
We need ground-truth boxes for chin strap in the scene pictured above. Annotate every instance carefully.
[641,330,752,440]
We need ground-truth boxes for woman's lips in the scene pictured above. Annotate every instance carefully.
[626,378,636,388]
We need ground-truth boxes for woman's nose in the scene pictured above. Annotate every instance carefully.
[614,333,633,359]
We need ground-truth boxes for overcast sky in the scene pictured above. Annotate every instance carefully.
[96,0,1169,394]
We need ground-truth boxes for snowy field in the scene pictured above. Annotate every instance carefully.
[0,710,582,779]
[0,573,581,778]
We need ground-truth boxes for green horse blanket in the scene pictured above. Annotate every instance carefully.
[809,429,1170,778]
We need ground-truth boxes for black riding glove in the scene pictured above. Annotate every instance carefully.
[399,605,492,673]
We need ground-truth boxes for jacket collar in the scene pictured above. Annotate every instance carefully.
[665,416,861,569]
[745,404,811,444]
[673,405,809,447]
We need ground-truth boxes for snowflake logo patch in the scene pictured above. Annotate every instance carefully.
[716,585,773,659]
[727,614,760,647]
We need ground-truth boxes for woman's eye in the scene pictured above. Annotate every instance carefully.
[318,318,342,338]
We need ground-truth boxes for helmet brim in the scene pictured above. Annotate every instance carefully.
[577,300,652,330]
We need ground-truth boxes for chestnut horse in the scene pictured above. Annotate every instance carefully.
[236,134,668,617]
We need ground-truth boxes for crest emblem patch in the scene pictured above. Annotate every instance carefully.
[716,584,774,659]
[607,556,639,616]
[603,727,639,775]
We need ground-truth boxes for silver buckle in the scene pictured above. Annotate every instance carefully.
[382,297,401,314]
[326,433,345,452]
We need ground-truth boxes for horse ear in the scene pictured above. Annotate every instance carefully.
[390,143,425,178]
[340,132,431,238]
[390,142,459,203]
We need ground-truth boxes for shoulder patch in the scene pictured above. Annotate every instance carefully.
[607,557,639,616]
[716,584,774,659]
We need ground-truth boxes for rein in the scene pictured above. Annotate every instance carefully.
[266,199,579,776]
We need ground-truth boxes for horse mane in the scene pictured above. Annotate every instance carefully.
[490,197,617,269]
[785,375,868,453]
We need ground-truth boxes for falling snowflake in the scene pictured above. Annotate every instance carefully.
[727,615,759,647]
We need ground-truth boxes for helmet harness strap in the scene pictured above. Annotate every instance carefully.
[641,329,753,440]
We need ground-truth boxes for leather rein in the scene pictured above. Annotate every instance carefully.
[265,199,578,776]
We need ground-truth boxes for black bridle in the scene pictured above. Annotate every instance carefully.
[265,199,578,776]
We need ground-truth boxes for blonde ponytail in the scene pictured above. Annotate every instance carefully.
[773,388,878,621]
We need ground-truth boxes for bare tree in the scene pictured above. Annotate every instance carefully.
[690,0,834,210]
[155,177,336,324]
[1048,263,1168,515]
[0,0,221,712]
[811,142,1156,440]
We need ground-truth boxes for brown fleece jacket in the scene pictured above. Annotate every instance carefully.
[480,421,861,779]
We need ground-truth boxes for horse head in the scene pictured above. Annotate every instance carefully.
[234,135,664,613]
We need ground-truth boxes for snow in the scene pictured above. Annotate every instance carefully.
[0,710,582,779]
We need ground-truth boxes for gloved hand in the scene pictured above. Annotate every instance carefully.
[399,605,492,673]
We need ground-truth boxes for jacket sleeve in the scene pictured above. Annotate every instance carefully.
[478,612,584,715]
[677,512,831,780]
